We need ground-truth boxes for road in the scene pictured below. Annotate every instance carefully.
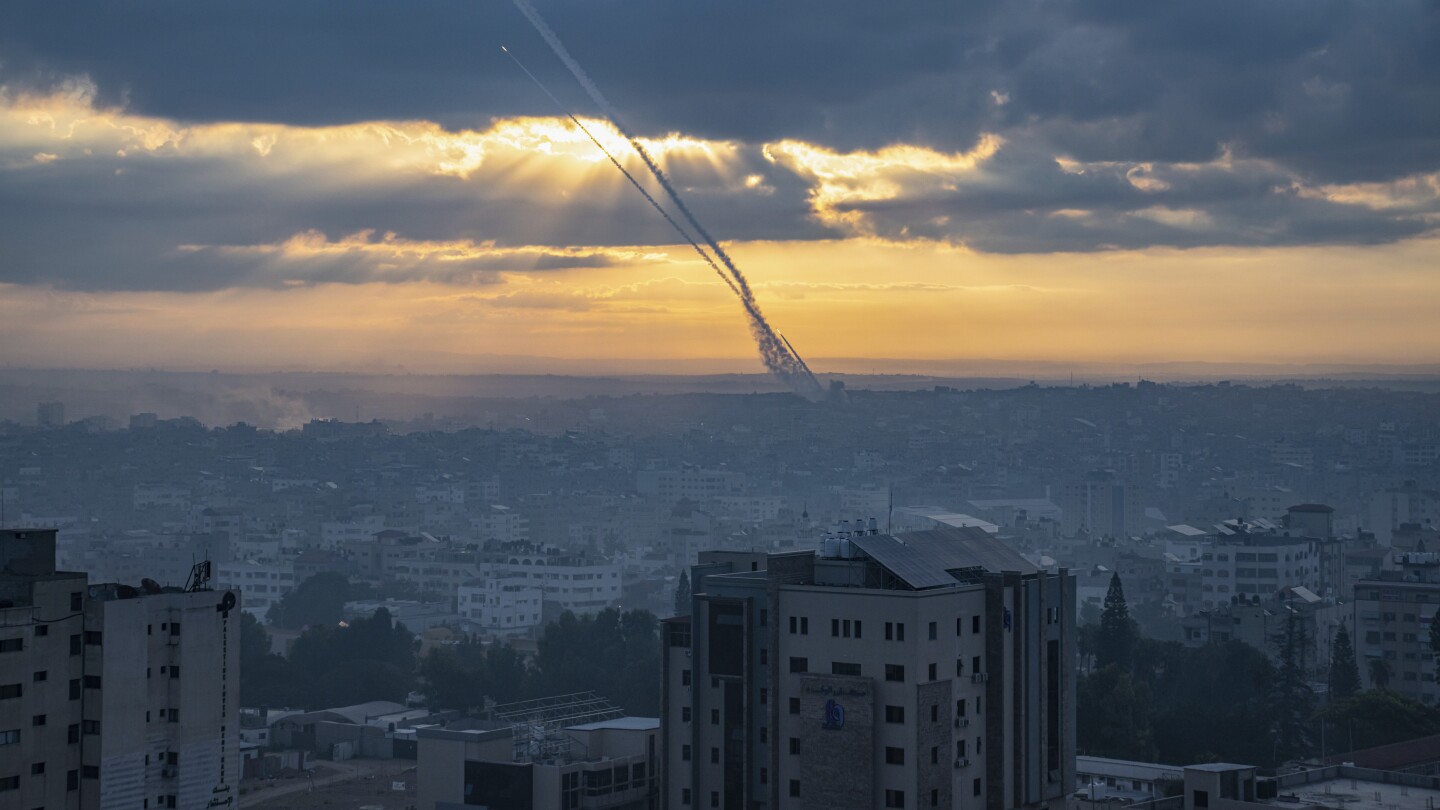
[238,759,374,808]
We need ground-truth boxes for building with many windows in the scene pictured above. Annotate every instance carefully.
[661,525,1075,810]
[1353,551,1440,703]
[0,528,240,810]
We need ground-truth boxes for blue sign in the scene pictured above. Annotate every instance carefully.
[822,698,845,730]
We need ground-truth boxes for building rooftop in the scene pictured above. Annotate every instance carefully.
[566,717,660,732]
[848,527,1038,590]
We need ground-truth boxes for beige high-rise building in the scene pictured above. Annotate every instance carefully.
[661,526,1075,810]
[0,528,240,810]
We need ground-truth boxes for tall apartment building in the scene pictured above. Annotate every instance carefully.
[1,528,240,810]
[662,525,1075,810]
[1353,550,1440,704]
[1059,472,1143,540]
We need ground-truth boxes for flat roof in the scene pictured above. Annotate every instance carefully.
[567,717,659,732]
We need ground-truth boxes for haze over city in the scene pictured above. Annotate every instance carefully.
[3,3,1440,810]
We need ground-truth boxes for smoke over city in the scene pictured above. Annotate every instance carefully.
[511,0,824,401]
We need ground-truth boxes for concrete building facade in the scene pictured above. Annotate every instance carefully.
[0,529,240,810]
[662,526,1075,810]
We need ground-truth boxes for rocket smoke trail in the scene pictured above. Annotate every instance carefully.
[501,47,741,300]
[509,0,823,400]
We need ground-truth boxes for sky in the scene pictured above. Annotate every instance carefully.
[1,0,1438,374]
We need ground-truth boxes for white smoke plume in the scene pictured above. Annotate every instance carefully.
[510,0,824,400]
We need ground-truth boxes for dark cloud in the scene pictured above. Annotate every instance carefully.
[3,0,1437,183]
[0,137,831,291]
[0,0,1437,287]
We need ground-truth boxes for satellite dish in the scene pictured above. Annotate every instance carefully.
[218,592,237,613]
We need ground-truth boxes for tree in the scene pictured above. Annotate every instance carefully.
[1317,688,1440,753]
[535,608,661,715]
[674,570,692,617]
[239,611,303,709]
[1076,664,1156,761]
[1368,657,1393,690]
[1097,573,1137,671]
[1145,639,1277,766]
[287,608,418,708]
[1270,608,1316,764]
[266,572,352,630]
[1328,623,1361,700]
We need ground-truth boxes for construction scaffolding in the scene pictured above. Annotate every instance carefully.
[491,692,624,764]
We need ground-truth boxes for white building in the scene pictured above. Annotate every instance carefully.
[215,559,296,621]
[636,469,745,502]
[456,577,544,635]
[1,529,240,810]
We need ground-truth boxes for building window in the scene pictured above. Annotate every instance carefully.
[1194,791,1209,808]
[957,616,964,636]
[0,638,22,653]
[957,698,967,717]
[789,780,801,798]
[832,662,861,677]
[69,635,81,656]
[930,704,938,722]
[759,649,768,666]
[711,709,720,725]
[974,778,983,797]
[932,788,940,807]
[83,766,99,779]
[972,655,981,674]
[931,746,939,765]
[681,669,691,686]
[682,707,691,722]
[928,621,937,640]
[760,688,768,705]
[682,745,691,761]
[710,748,719,764]
[760,726,768,743]
[682,788,692,805]
[789,616,797,634]
[885,789,906,807]
[67,725,79,744]
[972,615,980,633]
[69,680,80,700]
[711,791,719,808]
[67,770,78,791]
[82,720,100,735]
[759,609,767,626]
[885,664,905,682]
[32,715,46,726]
[928,663,937,681]
[0,684,20,699]
[35,625,48,637]
[70,592,82,611]
[83,631,102,646]
[0,776,17,792]
[886,747,905,765]
[32,671,46,683]
[31,762,45,775]
[801,617,808,635]
[83,676,101,690]
[790,657,808,673]
[885,705,905,724]
[832,619,840,637]
[0,729,18,745]
[789,697,800,715]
